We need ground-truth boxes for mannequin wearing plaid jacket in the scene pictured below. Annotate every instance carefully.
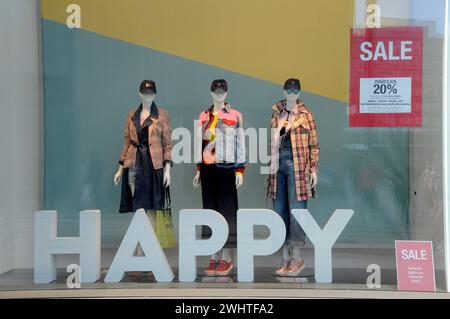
[268,78,319,277]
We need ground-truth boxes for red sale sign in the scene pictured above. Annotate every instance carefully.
[395,241,436,292]
[350,27,423,127]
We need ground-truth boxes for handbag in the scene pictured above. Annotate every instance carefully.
[155,187,177,248]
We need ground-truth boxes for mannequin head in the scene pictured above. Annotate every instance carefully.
[210,79,228,103]
[211,90,227,103]
[139,80,157,105]
[140,92,156,105]
[283,78,301,102]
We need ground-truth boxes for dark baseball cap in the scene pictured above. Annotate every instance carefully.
[284,78,301,91]
[139,80,157,94]
[210,79,228,92]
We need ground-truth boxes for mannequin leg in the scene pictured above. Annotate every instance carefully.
[221,248,232,262]
[129,168,136,197]
[214,167,236,277]
[215,166,238,254]
[282,244,290,259]
[286,158,307,254]
[290,244,301,260]
[273,152,290,275]
[286,200,307,275]
[130,183,135,197]
[282,152,307,276]
[211,252,220,261]
[200,164,220,275]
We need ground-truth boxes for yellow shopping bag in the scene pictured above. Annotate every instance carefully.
[155,187,177,248]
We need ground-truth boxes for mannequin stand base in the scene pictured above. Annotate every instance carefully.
[201,271,237,278]
[127,271,155,278]
[271,272,314,278]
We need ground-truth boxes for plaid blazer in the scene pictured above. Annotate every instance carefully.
[119,103,173,170]
[267,100,319,201]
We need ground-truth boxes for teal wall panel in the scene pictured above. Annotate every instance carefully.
[42,19,409,245]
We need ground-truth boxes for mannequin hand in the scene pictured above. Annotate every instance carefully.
[114,166,124,186]
[310,171,318,189]
[235,172,243,189]
[163,163,171,187]
[193,171,201,189]
[265,176,270,187]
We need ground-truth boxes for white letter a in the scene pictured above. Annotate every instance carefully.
[104,209,174,283]
[66,4,81,29]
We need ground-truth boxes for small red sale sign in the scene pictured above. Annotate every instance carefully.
[395,241,436,292]
[350,27,423,127]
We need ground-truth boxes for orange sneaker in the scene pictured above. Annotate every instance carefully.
[204,259,218,276]
[215,259,233,276]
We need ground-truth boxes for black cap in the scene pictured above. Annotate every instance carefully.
[210,79,228,92]
[139,80,157,94]
[283,78,301,91]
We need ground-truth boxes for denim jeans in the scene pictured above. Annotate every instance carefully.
[273,148,308,246]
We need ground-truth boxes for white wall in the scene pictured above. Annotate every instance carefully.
[0,0,42,274]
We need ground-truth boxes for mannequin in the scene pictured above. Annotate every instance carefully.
[114,93,172,195]
[114,80,174,256]
[267,78,319,277]
[193,79,245,277]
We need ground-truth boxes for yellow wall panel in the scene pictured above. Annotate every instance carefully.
[41,0,355,102]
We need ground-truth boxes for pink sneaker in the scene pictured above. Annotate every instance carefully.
[285,258,305,277]
[275,258,290,276]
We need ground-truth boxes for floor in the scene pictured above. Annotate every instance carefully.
[0,266,397,287]
[1,266,447,298]
[1,247,447,298]
[0,267,424,291]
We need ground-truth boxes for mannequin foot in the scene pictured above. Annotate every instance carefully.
[275,258,290,276]
[204,259,218,276]
[285,258,305,277]
[215,258,233,276]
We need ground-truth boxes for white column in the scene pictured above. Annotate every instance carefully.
[0,0,42,274]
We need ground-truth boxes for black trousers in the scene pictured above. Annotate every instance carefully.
[200,164,238,248]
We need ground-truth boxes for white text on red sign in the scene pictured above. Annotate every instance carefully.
[360,41,413,61]
[401,249,428,261]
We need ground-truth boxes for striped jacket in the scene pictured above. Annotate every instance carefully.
[267,100,319,201]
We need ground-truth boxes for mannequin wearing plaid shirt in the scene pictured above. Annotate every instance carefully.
[268,78,319,277]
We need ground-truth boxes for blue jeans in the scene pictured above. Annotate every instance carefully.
[273,148,308,246]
